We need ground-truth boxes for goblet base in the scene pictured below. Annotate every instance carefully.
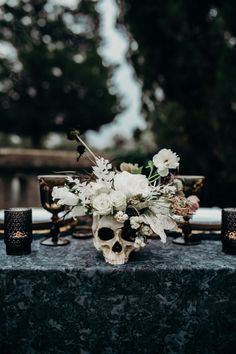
[73,226,93,239]
[172,236,201,246]
[40,237,70,246]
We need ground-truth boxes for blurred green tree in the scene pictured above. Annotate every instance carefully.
[0,0,119,147]
[122,0,236,206]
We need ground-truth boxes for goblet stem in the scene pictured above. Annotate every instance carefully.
[40,213,70,246]
[50,214,60,244]
[173,216,201,246]
[182,216,192,243]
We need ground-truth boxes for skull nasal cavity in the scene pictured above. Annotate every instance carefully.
[98,227,114,241]
[112,241,122,253]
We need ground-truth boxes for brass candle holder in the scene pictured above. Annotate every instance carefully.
[173,175,205,246]
[38,175,70,246]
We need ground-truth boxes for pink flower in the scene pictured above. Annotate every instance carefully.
[171,195,199,217]
[186,195,200,214]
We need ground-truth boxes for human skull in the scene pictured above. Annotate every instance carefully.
[92,215,138,265]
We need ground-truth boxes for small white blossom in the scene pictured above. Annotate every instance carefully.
[130,216,141,230]
[114,211,129,223]
[140,224,153,236]
[153,149,180,177]
[134,236,146,249]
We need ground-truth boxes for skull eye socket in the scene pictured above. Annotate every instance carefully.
[98,227,114,241]
[121,228,137,242]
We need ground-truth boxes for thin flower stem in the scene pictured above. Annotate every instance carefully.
[75,134,97,163]
[152,180,158,187]
[86,151,97,165]
[148,173,160,181]
[150,179,158,185]
[149,177,161,186]
[147,165,154,179]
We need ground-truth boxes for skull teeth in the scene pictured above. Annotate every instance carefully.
[105,256,128,265]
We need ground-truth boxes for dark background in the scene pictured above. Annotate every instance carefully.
[1,0,236,207]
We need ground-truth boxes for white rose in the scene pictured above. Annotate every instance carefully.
[114,171,150,198]
[85,182,108,199]
[52,186,79,206]
[92,193,112,216]
[110,190,127,211]
[153,149,180,177]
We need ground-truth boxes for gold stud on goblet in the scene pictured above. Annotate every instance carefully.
[173,175,205,246]
[38,175,70,246]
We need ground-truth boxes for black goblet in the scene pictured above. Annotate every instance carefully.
[38,175,70,246]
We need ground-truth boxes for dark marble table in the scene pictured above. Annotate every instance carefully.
[0,235,236,354]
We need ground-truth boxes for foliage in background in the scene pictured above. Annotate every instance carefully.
[121,0,236,207]
[0,0,120,147]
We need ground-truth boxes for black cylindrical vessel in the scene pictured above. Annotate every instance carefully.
[222,208,236,254]
[4,208,32,255]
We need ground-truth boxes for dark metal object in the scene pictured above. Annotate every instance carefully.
[221,208,236,254]
[173,175,205,246]
[4,208,32,255]
[72,226,93,239]
[38,175,70,246]
[72,215,93,239]
[177,175,205,195]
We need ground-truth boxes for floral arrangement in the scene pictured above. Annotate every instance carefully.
[52,130,199,249]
